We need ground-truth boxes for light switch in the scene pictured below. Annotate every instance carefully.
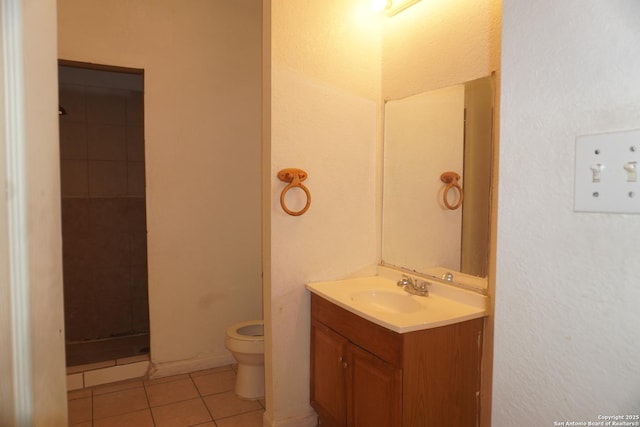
[590,163,603,183]
[574,129,640,214]
[624,161,637,182]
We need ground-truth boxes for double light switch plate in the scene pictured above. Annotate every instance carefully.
[575,129,640,214]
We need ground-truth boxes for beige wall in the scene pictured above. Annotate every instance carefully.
[25,0,68,421]
[494,1,640,423]
[382,0,501,99]
[1,0,68,425]
[57,0,263,374]
[266,0,381,424]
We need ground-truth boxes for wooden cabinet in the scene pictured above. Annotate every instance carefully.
[346,339,402,426]
[311,323,347,426]
[311,319,402,427]
[310,293,483,427]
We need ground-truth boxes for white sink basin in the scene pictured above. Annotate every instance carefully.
[307,271,487,333]
[350,290,422,313]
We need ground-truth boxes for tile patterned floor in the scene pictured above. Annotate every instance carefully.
[67,365,265,427]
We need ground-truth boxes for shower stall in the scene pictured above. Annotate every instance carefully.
[58,62,149,366]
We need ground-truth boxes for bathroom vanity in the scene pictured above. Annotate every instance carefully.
[307,271,487,427]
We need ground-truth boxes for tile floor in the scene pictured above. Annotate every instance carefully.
[67,365,265,427]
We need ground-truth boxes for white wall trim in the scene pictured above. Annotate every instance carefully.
[263,410,317,427]
[149,353,235,379]
[1,0,34,424]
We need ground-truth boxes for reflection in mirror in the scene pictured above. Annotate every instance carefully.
[382,76,493,285]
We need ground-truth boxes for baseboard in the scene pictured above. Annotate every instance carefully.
[149,353,235,379]
[263,409,317,427]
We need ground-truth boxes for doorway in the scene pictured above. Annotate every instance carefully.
[58,62,149,367]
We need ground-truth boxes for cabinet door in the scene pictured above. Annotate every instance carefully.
[311,320,348,427]
[347,343,402,427]
[403,318,483,427]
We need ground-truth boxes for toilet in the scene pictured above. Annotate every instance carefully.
[225,320,265,399]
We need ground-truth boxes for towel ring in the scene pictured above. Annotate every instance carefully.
[278,168,311,216]
[440,171,463,210]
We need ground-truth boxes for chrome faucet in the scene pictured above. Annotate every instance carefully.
[396,274,430,297]
[397,275,414,288]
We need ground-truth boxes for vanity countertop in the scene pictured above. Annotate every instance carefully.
[307,268,487,333]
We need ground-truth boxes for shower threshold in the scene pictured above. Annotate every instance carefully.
[66,332,150,367]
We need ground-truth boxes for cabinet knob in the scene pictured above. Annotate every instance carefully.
[338,356,348,368]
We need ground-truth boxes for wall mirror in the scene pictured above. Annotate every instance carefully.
[381,76,494,290]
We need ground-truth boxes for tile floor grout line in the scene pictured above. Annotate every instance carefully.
[199,396,217,426]
[89,386,94,427]
[191,375,220,426]
[141,377,157,427]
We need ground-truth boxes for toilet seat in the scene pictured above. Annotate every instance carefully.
[226,320,264,341]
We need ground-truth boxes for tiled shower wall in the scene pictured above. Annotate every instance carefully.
[59,71,149,345]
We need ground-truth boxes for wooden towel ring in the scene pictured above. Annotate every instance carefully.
[440,171,463,210]
[278,168,311,216]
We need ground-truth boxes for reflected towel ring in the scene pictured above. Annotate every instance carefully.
[277,168,311,216]
[440,171,463,210]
